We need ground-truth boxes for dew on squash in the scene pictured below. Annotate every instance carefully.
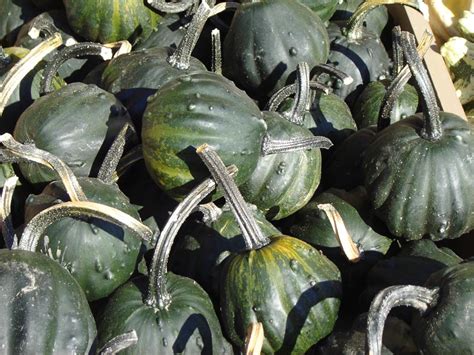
[289,47,298,56]
[208,106,214,111]
[276,161,286,175]
[162,338,168,347]
[187,104,196,111]
[104,270,113,280]
[95,259,103,272]
[290,259,298,271]
[252,305,260,312]
[196,336,204,349]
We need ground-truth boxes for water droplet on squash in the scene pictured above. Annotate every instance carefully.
[289,47,298,56]
[310,280,316,287]
[89,224,100,235]
[162,338,168,347]
[276,161,286,175]
[95,259,103,272]
[195,93,201,99]
[187,104,196,111]
[196,336,204,349]
[252,305,260,312]
[208,106,214,111]
[104,270,113,280]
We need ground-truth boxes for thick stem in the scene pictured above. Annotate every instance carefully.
[40,42,113,95]
[400,31,442,141]
[211,28,222,74]
[317,204,360,262]
[197,144,270,250]
[312,64,354,86]
[378,30,432,130]
[18,201,154,252]
[146,0,195,13]
[366,285,439,355]
[146,164,238,310]
[97,123,136,184]
[244,323,264,355]
[266,81,331,113]
[0,175,18,250]
[0,134,86,202]
[0,33,62,116]
[345,0,421,40]
[262,135,333,155]
[284,62,311,124]
[99,330,138,355]
[196,202,222,223]
[21,12,64,41]
[392,26,403,76]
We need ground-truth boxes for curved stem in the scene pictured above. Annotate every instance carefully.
[40,42,113,95]
[400,31,442,141]
[97,123,136,184]
[196,202,222,223]
[317,204,360,262]
[197,144,270,250]
[392,26,403,76]
[0,33,62,116]
[146,0,196,13]
[312,64,353,86]
[167,0,215,69]
[115,145,143,180]
[244,323,264,355]
[0,175,18,250]
[211,28,222,74]
[99,330,138,355]
[366,285,439,355]
[345,0,421,40]
[267,81,331,113]
[146,164,237,310]
[262,135,333,155]
[285,62,311,124]
[21,12,64,40]
[0,134,86,202]
[378,30,432,130]
[18,201,154,252]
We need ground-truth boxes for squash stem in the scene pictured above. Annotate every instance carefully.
[211,28,222,74]
[40,42,113,95]
[0,33,62,116]
[400,31,442,141]
[97,123,136,184]
[0,175,18,250]
[146,165,238,310]
[197,202,223,223]
[0,134,87,202]
[378,30,432,130]
[267,81,331,113]
[312,64,354,86]
[99,330,138,355]
[115,145,143,180]
[286,62,311,125]
[391,26,403,76]
[197,144,270,250]
[366,285,439,355]
[21,12,64,41]
[262,135,333,155]
[18,200,155,252]
[244,323,264,355]
[146,0,195,13]
[345,0,420,40]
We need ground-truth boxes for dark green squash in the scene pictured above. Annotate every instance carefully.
[98,170,233,354]
[23,177,144,301]
[171,202,279,300]
[367,260,474,354]
[222,0,329,101]
[297,0,340,22]
[197,145,342,354]
[62,0,162,43]
[13,82,133,185]
[324,0,419,104]
[142,71,266,200]
[363,32,474,241]
[0,249,96,353]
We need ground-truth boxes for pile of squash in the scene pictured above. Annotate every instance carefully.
[0,0,473,354]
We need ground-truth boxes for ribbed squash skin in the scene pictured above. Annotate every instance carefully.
[13,82,132,185]
[353,80,419,129]
[0,249,96,354]
[98,273,232,354]
[363,113,474,240]
[220,236,341,354]
[222,0,329,101]
[240,112,322,220]
[24,178,142,301]
[100,47,206,123]
[297,0,339,22]
[412,261,474,354]
[171,206,279,299]
[142,71,267,200]
[62,0,161,43]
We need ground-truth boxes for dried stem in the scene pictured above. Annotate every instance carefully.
[99,330,138,355]
[262,135,333,155]
[211,28,222,74]
[244,323,264,355]
[0,175,18,249]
